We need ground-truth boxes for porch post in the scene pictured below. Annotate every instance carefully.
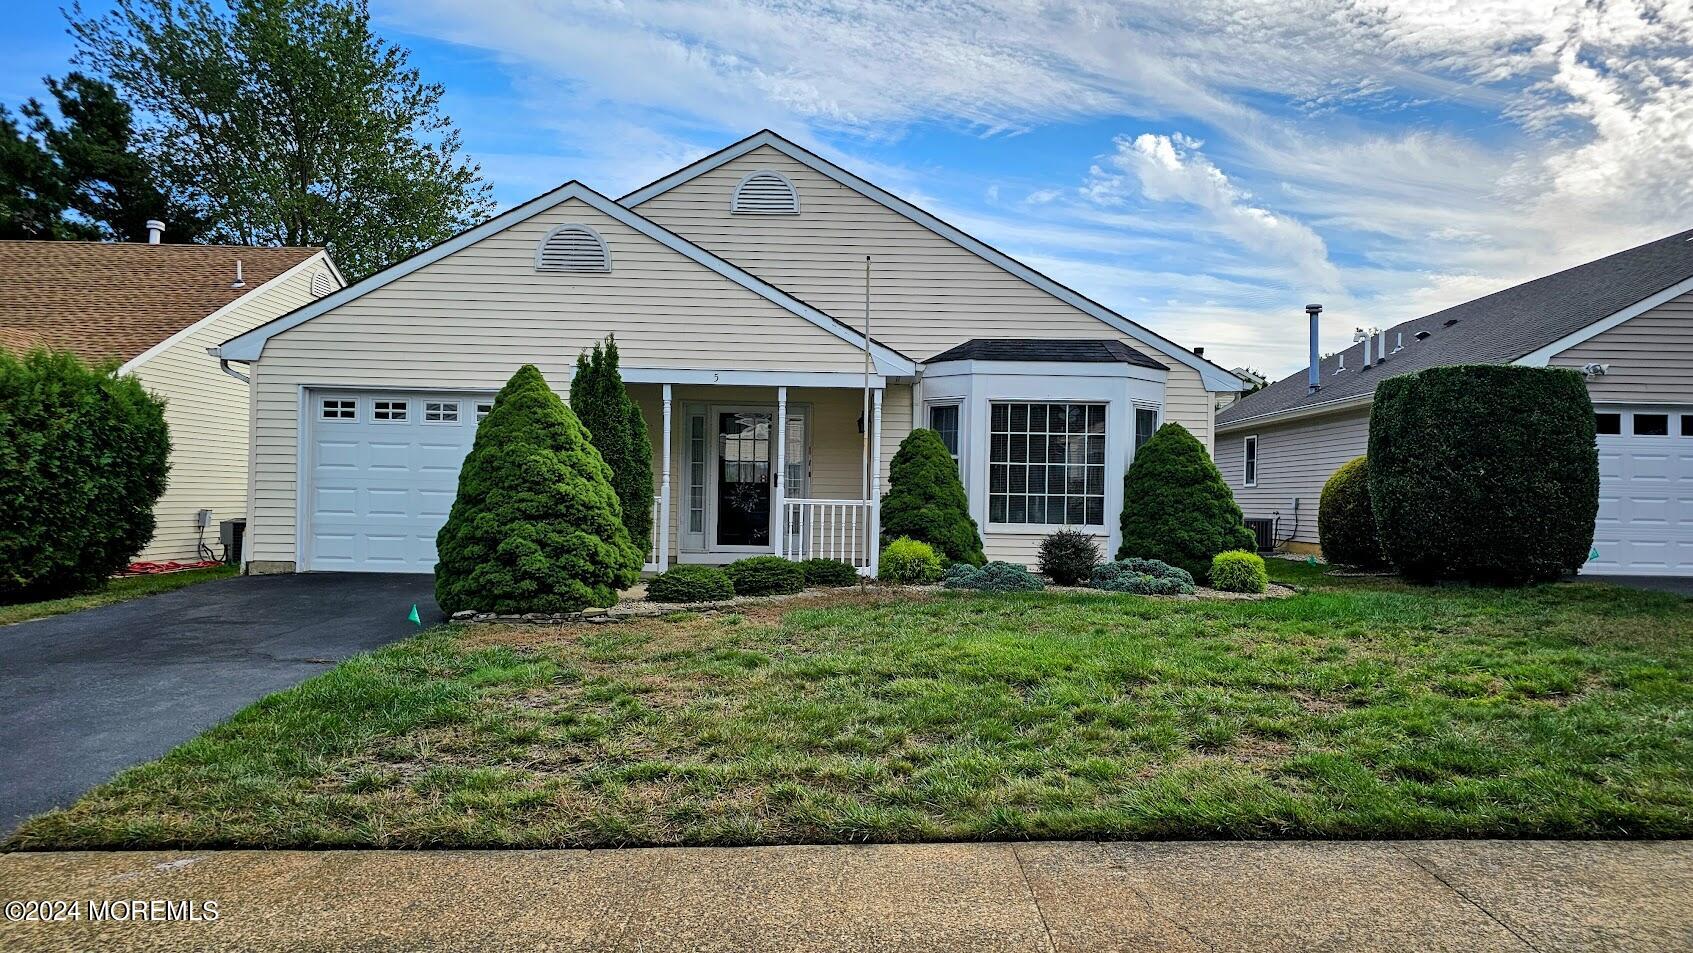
[774,386,788,557]
[869,387,883,577]
[659,383,672,570]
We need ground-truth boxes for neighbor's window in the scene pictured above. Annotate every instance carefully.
[929,404,960,467]
[320,398,356,421]
[1134,406,1159,453]
[988,401,1106,526]
[1634,413,1669,436]
[424,401,459,423]
[1244,435,1259,487]
[372,400,408,422]
[1595,412,1621,435]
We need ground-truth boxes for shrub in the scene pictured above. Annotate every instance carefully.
[1038,529,1100,585]
[880,428,984,566]
[434,364,643,615]
[1319,456,1386,567]
[942,561,1046,591]
[1209,550,1268,593]
[1089,558,1195,596]
[1370,365,1599,585]
[1117,423,1256,579]
[725,555,804,596]
[570,336,654,549]
[0,348,170,601]
[799,557,860,587]
[646,564,735,603]
[877,536,944,584]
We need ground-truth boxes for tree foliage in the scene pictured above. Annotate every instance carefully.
[1319,456,1386,568]
[570,336,654,549]
[0,348,170,601]
[70,0,494,277]
[880,428,984,566]
[1116,422,1255,579]
[434,365,642,614]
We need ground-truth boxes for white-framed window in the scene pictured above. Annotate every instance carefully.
[731,170,799,214]
[1133,405,1160,454]
[372,399,409,422]
[686,413,707,535]
[1244,435,1259,487]
[424,400,460,423]
[475,401,494,422]
[535,223,611,273]
[988,401,1106,527]
[928,403,961,468]
[319,398,356,421]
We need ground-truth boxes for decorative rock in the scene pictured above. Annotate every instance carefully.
[522,613,550,622]
[581,607,606,617]
[474,613,496,622]
[588,615,614,624]
[450,610,476,621]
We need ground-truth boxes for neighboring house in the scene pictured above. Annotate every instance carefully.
[1217,228,1693,576]
[0,235,343,564]
[212,130,1242,576]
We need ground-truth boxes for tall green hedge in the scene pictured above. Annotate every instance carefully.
[880,427,984,565]
[0,348,170,600]
[1319,456,1386,567]
[1116,422,1255,579]
[1369,365,1599,584]
[570,336,654,549]
[435,365,642,614]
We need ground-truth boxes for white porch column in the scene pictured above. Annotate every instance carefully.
[869,386,883,577]
[659,383,672,570]
[774,386,788,557]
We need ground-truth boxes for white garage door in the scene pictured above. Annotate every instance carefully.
[1587,406,1693,576]
[305,391,492,572]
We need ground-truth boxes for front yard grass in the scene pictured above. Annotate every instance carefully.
[10,563,1691,848]
[0,565,237,627]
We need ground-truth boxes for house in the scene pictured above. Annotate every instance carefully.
[211,130,1243,576]
[1217,228,1693,576]
[0,233,343,563]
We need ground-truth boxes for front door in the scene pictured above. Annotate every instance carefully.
[717,411,773,547]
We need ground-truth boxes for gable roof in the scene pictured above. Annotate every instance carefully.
[217,180,917,377]
[0,241,319,365]
[926,337,1167,370]
[621,130,1242,392]
[1217,227,1693,430]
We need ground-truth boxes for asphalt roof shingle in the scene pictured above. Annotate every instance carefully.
[0,241,319,364]
[924,337,1169,370]
[1218,227,1693,427]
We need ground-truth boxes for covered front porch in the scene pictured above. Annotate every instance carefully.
[628,373,906,577]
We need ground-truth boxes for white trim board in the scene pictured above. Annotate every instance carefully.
[1515,272,1693,366]
[1215,392,1375,433]
[214,180,917,378]
[621,130,1244,393]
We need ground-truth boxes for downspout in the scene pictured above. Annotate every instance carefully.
[207,346,250,384]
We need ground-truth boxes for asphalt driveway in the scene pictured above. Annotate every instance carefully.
[0,572,440,834]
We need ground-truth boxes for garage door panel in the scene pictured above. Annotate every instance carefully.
[1585,409,1693,576]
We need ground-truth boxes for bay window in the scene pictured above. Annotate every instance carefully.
[988,401,1106,526]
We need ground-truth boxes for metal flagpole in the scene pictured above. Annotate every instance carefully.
[862,255,871,582]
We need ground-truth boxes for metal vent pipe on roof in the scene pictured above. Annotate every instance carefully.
[1306,304,1322,393]
[145,220,164,244]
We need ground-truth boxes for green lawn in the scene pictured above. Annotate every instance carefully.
[0,565,237,627]
[10,562,1691,848]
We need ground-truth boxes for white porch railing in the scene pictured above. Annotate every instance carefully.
[644,495,663,571]
[782,498,874,572]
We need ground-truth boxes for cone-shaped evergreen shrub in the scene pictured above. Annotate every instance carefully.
[880,428,984,565]
[570,336,654,548]
[1370,365,1598,584]
[435,365,642,614]
[0,348,169,600]
[1116,422,1255,579]
[1319,456,1386,567]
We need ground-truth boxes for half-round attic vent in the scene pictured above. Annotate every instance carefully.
[310,271,333,297]
[536,224,612,273]
[732,170,799,215]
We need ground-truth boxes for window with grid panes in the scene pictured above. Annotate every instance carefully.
[988,402,1106,526]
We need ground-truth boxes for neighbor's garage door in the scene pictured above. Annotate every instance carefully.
[1587,406,1693,576]
[304,391,491,572]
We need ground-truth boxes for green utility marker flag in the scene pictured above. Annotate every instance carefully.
[1589,547,1600,563]
[408,604,421,627]
[1306,556,1317,565]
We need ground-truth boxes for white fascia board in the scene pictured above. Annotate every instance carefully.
[121,250,333,375]
[1214,392,1375,433]
[217,182,916,378]
[1514,272,1693,366]
[622,131,1243,392]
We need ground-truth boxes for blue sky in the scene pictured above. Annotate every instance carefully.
[7,1,1692,378]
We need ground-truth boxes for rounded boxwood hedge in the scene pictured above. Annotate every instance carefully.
[877,536,944,584]
[880,428,984,566]
[1117,422,1256,579]
[647,564,735,603]
[799,557,860,588]
[1369,364,1599,585]
[1319,456,1387,568]
[724,555,804,596]
[1038,529,1100,585]
[434,365,643,615]
[1209,550,1268,593]
[0,348,170,601]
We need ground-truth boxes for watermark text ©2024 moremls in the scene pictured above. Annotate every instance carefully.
[6,898,221,923]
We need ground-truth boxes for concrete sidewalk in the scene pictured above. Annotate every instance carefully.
[1,841,1688,952]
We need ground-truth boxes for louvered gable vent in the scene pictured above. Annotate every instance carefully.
[535,224,611,273]
[732,170,799,214]
[310,271,333,296]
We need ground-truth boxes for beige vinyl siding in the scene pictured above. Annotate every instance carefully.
[245,198,878,565]
[634,146,1217,449]
[1551,291,1693,402]
[130,258,333,562]
[1216,407,1372,547]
